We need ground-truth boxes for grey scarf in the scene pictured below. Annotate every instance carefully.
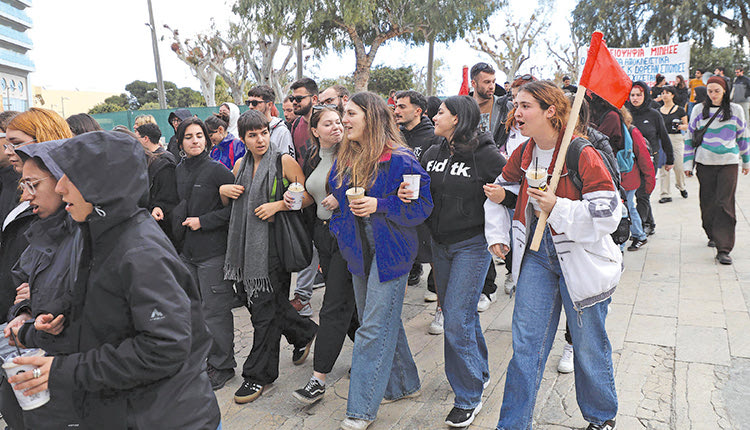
[224,147,279,297]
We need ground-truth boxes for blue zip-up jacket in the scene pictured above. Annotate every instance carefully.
[328,149,433,282]
[209,132,245,170]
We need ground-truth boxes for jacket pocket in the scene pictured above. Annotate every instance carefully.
[437,194,477,234]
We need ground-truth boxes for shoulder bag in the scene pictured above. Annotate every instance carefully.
[691,108,721,148]
[273,154,313,272]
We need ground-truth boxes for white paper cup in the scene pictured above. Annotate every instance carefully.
[2,349,51,410]
[346,187,365,203]
[403,174,420,200]
[526,168,548,190]
[288,182,305,210]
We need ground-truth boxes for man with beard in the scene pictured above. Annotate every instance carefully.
[471,62,514,149]
[247,85,295,157]
[289,78,319,167]
[318,85,350,114]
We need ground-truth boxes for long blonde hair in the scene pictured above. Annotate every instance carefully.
[7,108,72,142]
[333,92,408,189]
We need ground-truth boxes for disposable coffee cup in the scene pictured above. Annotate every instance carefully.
[346,187,365,203]
[2,349,50,410]
[526,168,548,191]
[402,174,420,200]
[288,182,305,210]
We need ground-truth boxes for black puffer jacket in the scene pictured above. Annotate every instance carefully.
[422,132,506,244]
[46,131,220,430]
[401,116,440,160]
[0,203,34,323]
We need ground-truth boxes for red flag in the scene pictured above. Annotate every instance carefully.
[579,32,632,108]
[458,65,470,95]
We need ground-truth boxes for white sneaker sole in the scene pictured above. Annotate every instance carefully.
[446,402,482,428]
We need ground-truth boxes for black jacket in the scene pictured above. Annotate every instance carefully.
[491,94,514,150]
[166,108,194,159]
[422,132,506,244]
[0,165,19,223]
[401,116,440,160]
[147,148,179,241]
[625,81,674,165]
[0,203,34,323]
[46,131,220,429]
[174,151,234,262]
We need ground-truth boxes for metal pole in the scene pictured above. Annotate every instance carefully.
[147,0,167,109]
[296,38,303,80]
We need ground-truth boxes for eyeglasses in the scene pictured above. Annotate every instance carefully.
[312,104,338,114]
[19,176,50,195]
[288,95,312,103]
[246,99,268,107]
[4,138,36,151]
[320,96,340,105]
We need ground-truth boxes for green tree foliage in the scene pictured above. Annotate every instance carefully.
[88,103,127,114]
[367,66,415,97]
[103,93,131,110]
[124,80,205,109]
[691,42,749,72]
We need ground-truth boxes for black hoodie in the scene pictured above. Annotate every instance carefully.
[625,81,674,165]
[421,132,506,244]
[401,115,440,160]
[46,131,220,429]
[166,108,194,159]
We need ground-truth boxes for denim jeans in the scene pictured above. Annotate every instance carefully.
[497,222,617,429]
[347,221,420,421]
[625,189,646,241]
[432,233,491,409]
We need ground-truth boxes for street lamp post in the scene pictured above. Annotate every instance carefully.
[146,0,167,110]
[61,96,70,118]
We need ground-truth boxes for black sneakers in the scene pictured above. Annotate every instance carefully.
[707,240,716,248]
[716,252,733,265]
[207,365,234,391]
[234,379,264,403]
[587,419,616,430]
[407,264,423,286]
[680,189,688,198]
[627,238,647,251]
[293,378,325,404]
[292,338,314,365]
[445,402,482,427]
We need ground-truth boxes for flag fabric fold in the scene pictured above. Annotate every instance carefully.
[458,65,470,96]
[579,32,632,108]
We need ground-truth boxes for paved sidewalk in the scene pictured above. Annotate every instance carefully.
[216,170,750,429]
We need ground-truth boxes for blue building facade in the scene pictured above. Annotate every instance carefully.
[0,0,32,111]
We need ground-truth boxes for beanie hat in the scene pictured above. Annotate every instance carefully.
[707,76,727,91]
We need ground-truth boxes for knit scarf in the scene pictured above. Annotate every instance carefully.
[224,147,278,297]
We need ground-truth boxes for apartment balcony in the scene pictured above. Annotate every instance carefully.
[0,2,32,28]
[0,46,33,71]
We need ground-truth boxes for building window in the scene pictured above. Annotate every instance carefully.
[18,81,23,92]
[0,78,5,91]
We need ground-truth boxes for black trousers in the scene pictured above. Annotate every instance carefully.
[483,259,498,295]
[241,233,318,385]
[313,220,359,374]
[636,177,654,228]
[696,163,738,253]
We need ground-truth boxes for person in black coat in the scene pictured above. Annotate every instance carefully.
[625,81,674,235]
[8,131,221,429]
[166,108,194,159]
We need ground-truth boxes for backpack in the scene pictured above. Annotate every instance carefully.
[616,123,635,174]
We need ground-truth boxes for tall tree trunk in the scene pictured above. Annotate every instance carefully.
[426,38,435,96]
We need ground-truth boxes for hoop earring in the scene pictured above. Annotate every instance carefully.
[179,150,186,158]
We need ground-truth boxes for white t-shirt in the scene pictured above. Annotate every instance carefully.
[528,145,554,211]
[505,125,527,158]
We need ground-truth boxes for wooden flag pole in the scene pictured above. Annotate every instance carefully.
[528,85,587,251]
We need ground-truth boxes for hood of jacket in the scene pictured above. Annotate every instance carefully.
[625,81,653,115]
[222,103,240,123]
[15,139,69,180]
[48,131,148,238]
[168,108,193,124]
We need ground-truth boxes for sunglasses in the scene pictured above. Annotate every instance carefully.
[516,74,534,81]
[312,104,338,113]
[288,95,312,103]
[246,99,268,107]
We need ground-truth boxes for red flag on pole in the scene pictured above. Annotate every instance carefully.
[458,65,470,95]
[579,32,632,108]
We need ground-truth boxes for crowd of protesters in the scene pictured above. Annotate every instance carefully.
[0,57,746,430]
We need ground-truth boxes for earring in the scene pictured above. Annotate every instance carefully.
[179,150,186,158]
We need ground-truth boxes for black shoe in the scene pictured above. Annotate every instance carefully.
[627,238,647,251]
[207,365,234,391]
[445,403,482,427]
[292,378,325,404]
[587,420,616,430]
[234,379,264,403]
[644,225,655,236]
[716,252,733,265]
[292,338,314,365]
[680,189,688,198]
[708,240,716,248]
[313,270,325,289]
[407,264,423,286]
[658,197,672,203]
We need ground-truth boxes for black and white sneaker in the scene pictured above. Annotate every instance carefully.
[445,402,482,427]
[234,379,264,404]
[293,378,325,404]
[586,419,616,430]
[627,238,647,251]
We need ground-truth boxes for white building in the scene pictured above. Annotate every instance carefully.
[0,0,32,111]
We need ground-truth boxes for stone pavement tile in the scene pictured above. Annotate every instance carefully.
[612,271,639,305]
[614,342,674,428]
[633,282,679,317]
[675,362,733,430]
[680,261,718,275]
[676,325,730,366]
[725,311,750,358]
[605,303,632,352]
[678,298,726,328]
[622,249,647,272]
[472,330,513,428]
[720,280,748,312]
[644,238,681,254]
[679,273,722,303]
[641,252,680,283]
[485,297,514,332]
[626,315,676,347]
[720,358,750,427]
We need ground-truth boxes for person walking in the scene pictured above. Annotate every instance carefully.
[328,92,432,430]
[484,81,621,430]
[684,76,750,264]
[657,86,689,203]
[422,95,505,427]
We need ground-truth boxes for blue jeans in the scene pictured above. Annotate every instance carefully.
[625,189,646,241]
[347,222,421,421]
[432,233,491,409]
[497,222,617,429]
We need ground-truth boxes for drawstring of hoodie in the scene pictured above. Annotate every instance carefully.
[94,206,106,217]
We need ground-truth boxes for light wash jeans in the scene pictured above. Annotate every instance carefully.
[432,233,491,409]
[346,222,420,421]
[497,221,617,429]
[625,189,646,241]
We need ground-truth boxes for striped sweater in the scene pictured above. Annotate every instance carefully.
[684,103,750,170]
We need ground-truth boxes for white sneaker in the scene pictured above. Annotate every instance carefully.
[503,272,515,295]
[477,292,496,312]
[340,417,373,430]
[557,343,574,374]
[424,290,438,302]
[429,308,444,335]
